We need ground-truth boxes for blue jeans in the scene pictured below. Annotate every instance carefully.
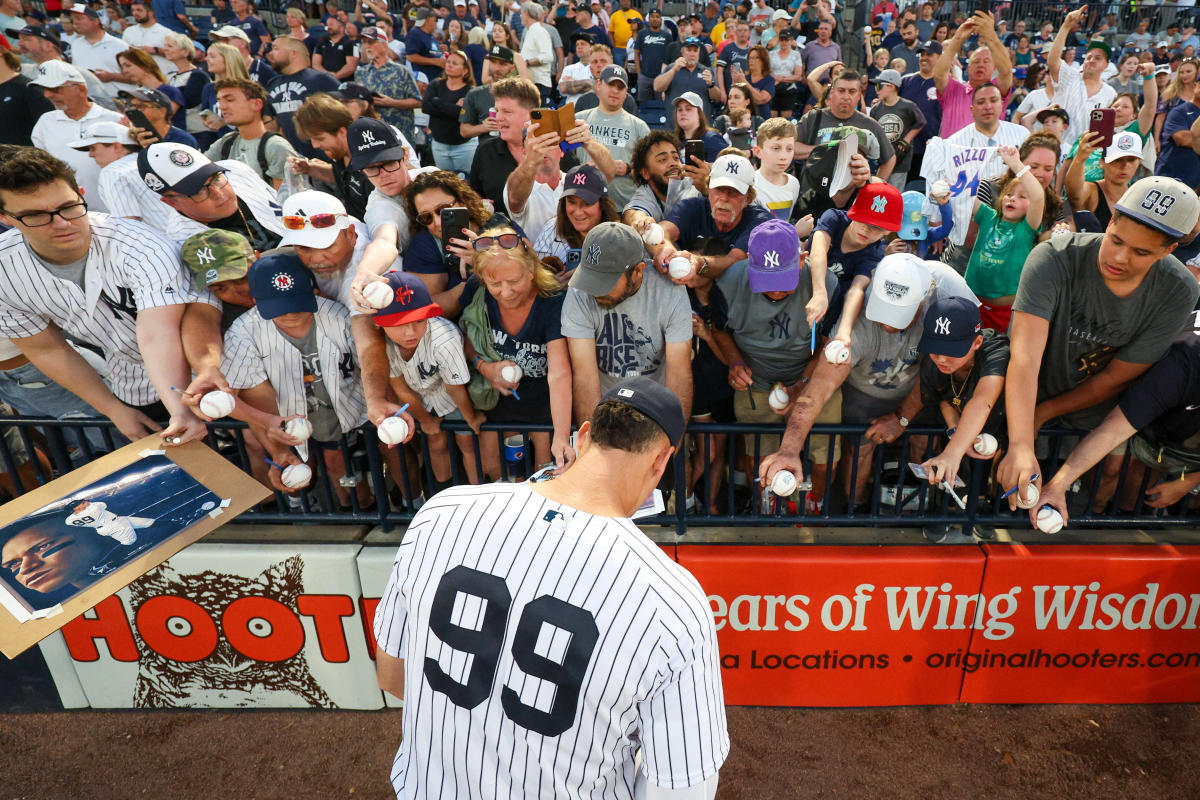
[0,360,118,458]
[431,139,479,176]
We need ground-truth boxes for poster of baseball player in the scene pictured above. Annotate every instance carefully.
[0,438,269,655]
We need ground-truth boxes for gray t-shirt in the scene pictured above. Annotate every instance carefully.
[716,259,837,387]
[576,107,650,209]
[623,178,702,220]
[1013,233,1199,427]
[560,266,692,390]
[461,84,495,137]
[35,253,88,291]
[280,324,342,442]
[205,133,298,183]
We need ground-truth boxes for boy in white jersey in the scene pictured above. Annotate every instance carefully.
[373,376,727,800]
[752,117,799,221]
[371,271,485,487]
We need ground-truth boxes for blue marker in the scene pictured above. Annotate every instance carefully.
[391,402,410,418]
[810,325,817,353]
[1000,473,1040,499]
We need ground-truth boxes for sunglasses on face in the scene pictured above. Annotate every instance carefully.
[472,233,521,251]
[416,202,454,226]
[282,212,344,230]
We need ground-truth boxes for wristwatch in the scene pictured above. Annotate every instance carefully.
[896,414,910,428]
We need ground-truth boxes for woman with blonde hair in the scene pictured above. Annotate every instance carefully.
[1155,58,1197,148]
[461,224,575,479]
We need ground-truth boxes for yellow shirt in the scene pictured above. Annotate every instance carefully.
[609,8,644,49]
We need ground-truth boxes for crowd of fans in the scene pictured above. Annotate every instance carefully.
[0,0,1199,539]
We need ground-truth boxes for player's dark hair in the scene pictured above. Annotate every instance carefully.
[590,400,670,453]
[630,130,681,187]
[0,147,79,209]
[1110,209,1176,246]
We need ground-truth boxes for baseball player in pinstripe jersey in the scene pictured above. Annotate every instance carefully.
[374,377,728,800]
[0,147,222,445]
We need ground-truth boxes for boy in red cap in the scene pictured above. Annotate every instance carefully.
[372,271,486,487]
[810,182,903,353]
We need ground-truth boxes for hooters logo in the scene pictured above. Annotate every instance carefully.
[273,273,295,291]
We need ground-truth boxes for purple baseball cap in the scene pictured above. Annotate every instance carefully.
[747,218,800,293]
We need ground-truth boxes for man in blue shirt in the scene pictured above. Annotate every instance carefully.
[900,41,941,180]
[634,8,672,107]
[266,36,340,158]
[231,0,270,56]
[405,7,444,80]
[152,0,195,35]
[715,19,751,107]
[572,2,611,49]
[1157,95,1200,190]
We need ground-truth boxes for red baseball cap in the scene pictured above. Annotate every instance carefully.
[848,182,903,232]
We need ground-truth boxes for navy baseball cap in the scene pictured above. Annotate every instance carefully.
[248,251,318,319]
[333,81,377,103]
[347,117,408,170]
[920,296,981,358]
[600,64,629,86]
[7,24,60,46]
[601,377,685,448]
[561,164,608,205]
[682,36,702,47]
[373,272,443,327]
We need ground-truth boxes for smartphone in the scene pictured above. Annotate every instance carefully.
[1089,108,1116,149]
[529,107,550,138]
[125,108,161,142]
[684,138,705,165]
[440,207,470,273]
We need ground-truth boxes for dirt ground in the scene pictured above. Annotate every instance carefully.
[2,703,1197,800]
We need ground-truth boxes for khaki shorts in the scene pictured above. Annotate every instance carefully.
[735,386,842,465]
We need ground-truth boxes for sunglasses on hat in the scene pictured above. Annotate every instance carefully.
[281,213,344,230]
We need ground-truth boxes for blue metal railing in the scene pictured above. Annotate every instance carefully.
[0,414,1195,537]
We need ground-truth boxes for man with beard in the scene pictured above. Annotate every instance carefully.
[560,221,693,423]
[621,129,701,225]
[313,12,360,80]
[1046,7,1117,146]
[266,36,339,158]
[291,93,371,220]
[121,1,175,78]
[12,25,110,108]
[648,152,775,281]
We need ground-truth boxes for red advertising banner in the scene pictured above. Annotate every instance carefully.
[959,544,1200,704]
[677,545,987,707]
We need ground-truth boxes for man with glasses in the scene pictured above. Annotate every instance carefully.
[137,141,284,250]
[30,59,123,213]
[118,86,197,148]
[0,146,220,446]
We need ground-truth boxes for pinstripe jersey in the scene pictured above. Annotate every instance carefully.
[221,296,367,433]
[373,482,729,800]
[384,316,470,418]
[0,213,213,405]
[98,153,187,233]
[136,159,286,246]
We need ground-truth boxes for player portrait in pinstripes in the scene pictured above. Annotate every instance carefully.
[0,454,222,615]
[373,377,728,800]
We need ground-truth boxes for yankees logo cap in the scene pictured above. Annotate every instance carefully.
[29,58,85,88]
[561,164,608,205]
[864,252,931,330]
[848,182,903,232]
[601,376,684,448]
[487,44,515,63]
[117,86,173,111]
[1105,130,1143,163]
[181,229,254,289]
[709,153,754,194]
[278,190,353,249]
[248,250,318,320]
[373,271,443,327]
[920,296,981,358]
[347,117,408,170]
[568,222,646,297]
[137,143,225,196]
[1115,176,1200,238]
[747,218,801,293]
[600,64,629,86]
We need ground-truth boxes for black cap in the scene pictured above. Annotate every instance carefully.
[333,81,377,103]
[601,377,685,448]
[118,86,173,110]
[570,30,594,44]
[916,40,943,55]
[778,28,794,40]
[487,43,514,62]
[347,117,407,170]
[7,24,60,47]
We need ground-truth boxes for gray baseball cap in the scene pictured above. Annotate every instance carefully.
[872,69,902,87]
[568,222,646,297]
[1115,176,1200,238]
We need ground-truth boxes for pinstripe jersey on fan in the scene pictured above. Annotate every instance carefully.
[0,213,213,406]
[374,482,729,799]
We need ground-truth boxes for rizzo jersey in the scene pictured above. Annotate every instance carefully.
[0,213,214,406]
[374,481,729,800]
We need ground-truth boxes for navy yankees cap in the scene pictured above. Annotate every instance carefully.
[347,117,407,170]
[920,296,981,358]
[602,377,685,448]
[561,164,607,205]
[373,272,443,327]
[248,251,318,320]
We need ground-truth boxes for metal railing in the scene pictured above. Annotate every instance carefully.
[0,414,1196,537]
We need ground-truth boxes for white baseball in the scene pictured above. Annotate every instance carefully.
[641,222,664,246]
[1036,505,1065,534]
[377,415,410,445]
[198,390,236,419]
[973,433,998,458]
[931,179,951,200]
[768,385,789,411]
[362,280,395,309]
[285,417,313,442]
[824,340,850,365]
[668,256,693,279]
[1017,482,1040,510]
[770,470,797,497]
[501,364,523,384]
[281,463,312,489]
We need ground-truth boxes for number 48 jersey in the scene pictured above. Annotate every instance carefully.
[373,482,729,799]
